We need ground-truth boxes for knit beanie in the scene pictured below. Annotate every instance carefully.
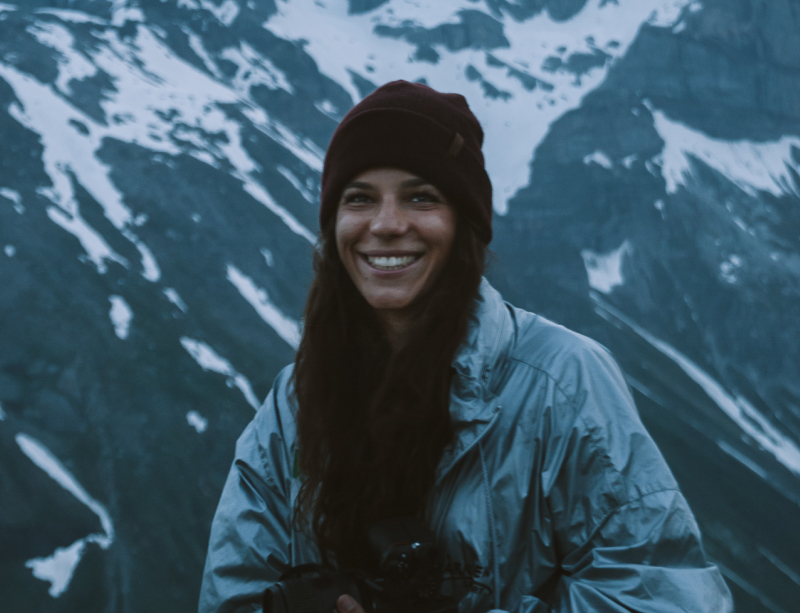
[319,80,493,245]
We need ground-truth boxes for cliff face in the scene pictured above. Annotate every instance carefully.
[0,1,798,611]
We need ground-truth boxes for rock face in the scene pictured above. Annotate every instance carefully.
[0,1,798,611]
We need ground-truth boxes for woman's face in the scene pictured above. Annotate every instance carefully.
[335,167,457,320]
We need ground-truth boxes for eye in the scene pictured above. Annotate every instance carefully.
[342,190,372,205]
[409,190,441,204]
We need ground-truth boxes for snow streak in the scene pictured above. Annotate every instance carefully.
[179,337,260,409]
[226,264,301,350]
[109,295,133,339]
[592,295,800,477]
[15,433,114,597]
[163,287,188,313]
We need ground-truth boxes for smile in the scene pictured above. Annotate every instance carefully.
[365,255,420,270]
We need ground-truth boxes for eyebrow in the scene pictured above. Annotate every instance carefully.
[341,177,434,191]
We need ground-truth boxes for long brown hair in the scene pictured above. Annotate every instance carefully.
[292,212,485,570]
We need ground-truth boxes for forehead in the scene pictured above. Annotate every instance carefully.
[344,167,437,190]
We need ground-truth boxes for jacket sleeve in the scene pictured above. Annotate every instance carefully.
[198,369,296,613]
[507,342,732,613]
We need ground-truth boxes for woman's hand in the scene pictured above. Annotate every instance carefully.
[337,594,365,613]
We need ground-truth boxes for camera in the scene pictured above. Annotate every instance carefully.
[262,517,461,613]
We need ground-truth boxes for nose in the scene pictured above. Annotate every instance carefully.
[369,197,407,237]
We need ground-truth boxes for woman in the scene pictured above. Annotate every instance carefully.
[199,81,732,613]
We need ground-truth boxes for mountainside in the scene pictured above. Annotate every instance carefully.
[0,1,798,611]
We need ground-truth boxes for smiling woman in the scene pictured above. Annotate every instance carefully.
[199,81,732,613]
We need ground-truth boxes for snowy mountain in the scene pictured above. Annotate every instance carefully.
[1,0,799,611]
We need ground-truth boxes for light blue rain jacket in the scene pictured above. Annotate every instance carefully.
[199,280,733,613]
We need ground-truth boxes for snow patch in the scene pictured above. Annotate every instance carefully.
[183,26,222,78]
[581,241,631,294]
[4,244,15,257]
[34,8,108,25]
[199,0,239,26]
[649,105,800,197]
[163,287,188,312]
[186,410,208,433]
[220,42,294,95]
[720,254,742,284]
[26,540,87,598]
[0,401,6,420]
[110,0,144,26]
[226,264,301,350]
[2,66,139,274]
[16,433,114,597]
[645,0,698,27]
[583,150,613,169]
[315,99,338,119]
[45,202,128,274]
[27,22,98,94]
[261,247,274,267]
[179,337,260,409]
[1,187,23,213]
[592,296,800,478]
[263,0,693,214]
[0,3,18,12]
[109,295,132,339]
[672,20,687,34]
[133,239,161,282]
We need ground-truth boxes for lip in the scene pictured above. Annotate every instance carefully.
[359,250,422,257]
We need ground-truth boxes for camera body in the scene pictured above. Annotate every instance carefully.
[263,518,460,613]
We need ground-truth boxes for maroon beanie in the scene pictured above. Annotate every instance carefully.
[319,80,493,244]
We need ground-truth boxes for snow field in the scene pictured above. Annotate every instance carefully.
[264,0,695,213]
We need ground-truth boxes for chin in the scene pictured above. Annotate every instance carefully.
[365,293,414,311]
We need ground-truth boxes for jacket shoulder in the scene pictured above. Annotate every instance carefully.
[232,363,298,488]
[507,306,623,405]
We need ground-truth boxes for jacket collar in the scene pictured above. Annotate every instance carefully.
[448,278,513,424]
[434,279,512,486]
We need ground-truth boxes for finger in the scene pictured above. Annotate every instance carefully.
[337,594,364,613]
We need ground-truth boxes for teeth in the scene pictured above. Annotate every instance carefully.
[367,255,417,270]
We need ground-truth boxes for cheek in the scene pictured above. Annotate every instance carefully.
[334,212,350,255]
[432,212,457,253]
[334,213,363,276]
